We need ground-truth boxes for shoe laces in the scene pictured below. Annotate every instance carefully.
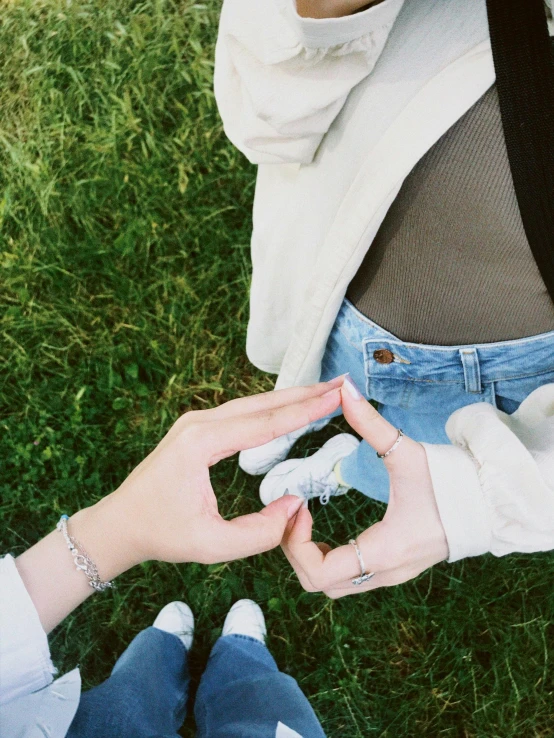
[297,473,340,505]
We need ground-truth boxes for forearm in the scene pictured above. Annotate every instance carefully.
[295,0,384,19]
[15,494,139,634]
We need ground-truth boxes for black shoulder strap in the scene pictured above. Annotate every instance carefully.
[486,0,554,300]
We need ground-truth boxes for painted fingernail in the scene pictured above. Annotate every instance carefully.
[343,374,363,400]
[327,375,347,386]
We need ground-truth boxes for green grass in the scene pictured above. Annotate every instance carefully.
[1,0,553,735]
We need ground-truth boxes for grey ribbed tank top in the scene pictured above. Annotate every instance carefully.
[347,85,554,345]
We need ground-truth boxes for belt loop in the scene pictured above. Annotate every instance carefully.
[459,348,482,394]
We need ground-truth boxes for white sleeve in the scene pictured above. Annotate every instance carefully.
[423,384,554,563]
[0,555,55,706]
[214,0,405,164]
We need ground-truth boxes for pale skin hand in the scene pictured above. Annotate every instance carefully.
[281,378,449,598]
[295,0,383,20]
[16,378,344,633]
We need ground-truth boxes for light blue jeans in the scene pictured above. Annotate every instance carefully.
[67,627,325,738]
[320,299,554,503]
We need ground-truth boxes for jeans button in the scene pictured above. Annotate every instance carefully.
[373,349,395,365]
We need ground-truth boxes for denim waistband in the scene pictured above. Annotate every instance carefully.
[337,299,554,385]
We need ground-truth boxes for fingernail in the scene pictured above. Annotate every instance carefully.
[327,375,347,387]
[286,496,304,519]
[343,374,363,400]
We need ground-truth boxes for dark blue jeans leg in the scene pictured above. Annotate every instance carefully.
[195,635,326,738]
[67,627,189,738]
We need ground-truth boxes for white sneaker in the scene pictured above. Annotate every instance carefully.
[153,602,194,651]
[238,417,331,476]
[259,433,360,507]
[222,600,267,643]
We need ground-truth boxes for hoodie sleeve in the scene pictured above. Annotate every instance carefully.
[0,555,55,706]
[214,0,405,164]
[423,384,554,563]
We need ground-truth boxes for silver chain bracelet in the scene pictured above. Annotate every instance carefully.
[56,515,114,593]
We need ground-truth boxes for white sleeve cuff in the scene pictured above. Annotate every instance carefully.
[288,0,405,48]
[422,444,492,563]
[0,555,55,706]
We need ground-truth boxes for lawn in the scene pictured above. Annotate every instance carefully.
[1,0,553,735]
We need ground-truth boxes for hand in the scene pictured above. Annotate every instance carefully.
[18,378,344,633]
[281,378,449,598]
[75,377,344,573]
[295,0,380,20]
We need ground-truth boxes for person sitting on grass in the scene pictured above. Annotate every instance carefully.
[2,375,554,737]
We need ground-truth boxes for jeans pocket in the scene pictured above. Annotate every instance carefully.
[362,341,496,414]
[364,374,497,414]
[364,375,418,410]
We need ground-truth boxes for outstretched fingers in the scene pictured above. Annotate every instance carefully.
[197,388,343,465]
[152,378,346,459]
[203,376,345,421]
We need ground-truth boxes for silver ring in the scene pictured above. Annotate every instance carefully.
[349,539,375,586]
[377,428,404,459]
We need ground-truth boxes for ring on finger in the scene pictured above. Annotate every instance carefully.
[349,538,375,586]
[376,428,404,459]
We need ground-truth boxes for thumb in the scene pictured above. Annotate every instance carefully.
[341,376,400,457]
[285,505,314,545]
[209,496,304,563]
[341,376,431,503]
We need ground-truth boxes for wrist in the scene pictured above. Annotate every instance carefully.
[70,494,144,582]
[15,495,146,635]
[15,497,140,636]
